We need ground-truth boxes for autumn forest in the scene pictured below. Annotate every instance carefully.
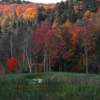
[0,0,100,74]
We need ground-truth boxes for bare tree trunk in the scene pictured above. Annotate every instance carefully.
[10,35,13,57]
[59,64,60,72]
[30,51,32,72]
[84,47,88,74]
[35,55,37,72]
[44,49,50,72]
[26,47,32,73]
[44,49,46,72]
[48,54,51,72]
[22,47,25,72]
[47,51,51,72]
[47,54,49,72]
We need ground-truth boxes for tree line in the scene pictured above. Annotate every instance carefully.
[0,0,100,74]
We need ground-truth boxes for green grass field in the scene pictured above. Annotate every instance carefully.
[0,72,100,100]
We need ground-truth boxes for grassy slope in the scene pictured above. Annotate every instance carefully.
[0,72,100,100]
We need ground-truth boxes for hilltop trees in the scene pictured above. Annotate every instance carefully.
[1,0,22,3]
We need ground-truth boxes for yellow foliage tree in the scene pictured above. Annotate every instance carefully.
[23,7,38,20]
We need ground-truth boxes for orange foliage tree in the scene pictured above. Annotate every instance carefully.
[23,7,38,20]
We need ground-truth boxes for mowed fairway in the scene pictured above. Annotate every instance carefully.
[0,72,100,100]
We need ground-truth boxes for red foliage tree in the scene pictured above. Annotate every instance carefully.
[34,22,54,49]
[34,23,62,71]
[70,26,81,47]
[34,22,67,71]
[34,22,56,71]
[7,57,17,72]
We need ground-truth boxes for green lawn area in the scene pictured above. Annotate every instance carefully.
[0,72,100,100]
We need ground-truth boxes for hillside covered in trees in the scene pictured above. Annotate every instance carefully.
[0,0,100,74]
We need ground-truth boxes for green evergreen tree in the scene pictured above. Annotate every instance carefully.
[84,0,97,12]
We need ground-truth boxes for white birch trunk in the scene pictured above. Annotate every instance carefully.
[26,47,32,73]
